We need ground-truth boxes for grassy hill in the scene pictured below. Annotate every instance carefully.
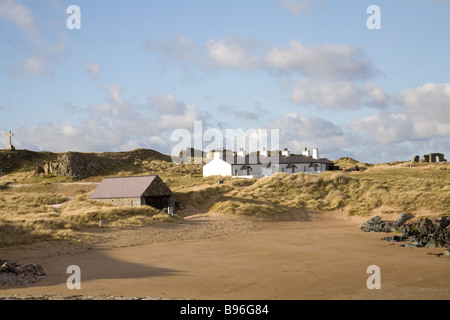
[0,149,202,183]
[215,163,450,217]
[332,157,373,171]
[0,150,448,246]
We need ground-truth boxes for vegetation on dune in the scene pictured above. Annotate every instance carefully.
[0,150,448,246]
[0,188,77,245]
[0,181,179,246]
[332,157,373,171]
[209,196,289,217]
[233,164,450,216]
[60,194,176,228]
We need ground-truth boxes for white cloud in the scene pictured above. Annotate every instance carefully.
[351,113,411,144]
[148,93,204,131]
[290,79,387,110]
[272,112,343,139]
[267,112,356,160]
[205,38,260,70]
[145,36,377,81]
[351,82,450,145]
[352,111,450,147]
[1,0,68,77]
[146,36,383,111]
[13,85,205,153]
[100,83,125,106]
[157,104,202,131]
[14,121,119,152]
[393,82,450,122]
[278,0,311,17]
[83,62,101,79]
[142,35,210,79]
[9,34,67,77]
[218,102,268,121]
[148,94,186,115]
[142,35,200,63]
[20,53,47,75]
[0,0,35,34]
[264,40,375,80]
[144,36,383,111]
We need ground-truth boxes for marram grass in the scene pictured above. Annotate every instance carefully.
[0,161,448,246]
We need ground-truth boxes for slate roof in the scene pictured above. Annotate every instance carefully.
[219,154,333,165]
[279,155,333,164]
[89,175,168,199]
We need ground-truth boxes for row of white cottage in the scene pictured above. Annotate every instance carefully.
[203,147,334,179]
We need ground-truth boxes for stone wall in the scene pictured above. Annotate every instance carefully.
[91,197,142,207]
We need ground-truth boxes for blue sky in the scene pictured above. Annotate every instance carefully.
[1,0,449,163]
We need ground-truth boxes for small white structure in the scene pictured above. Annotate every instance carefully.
[312,148,319,160]
[5,130,15,151]
[203,147,334,178]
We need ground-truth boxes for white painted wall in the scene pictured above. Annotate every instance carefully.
[204,158,328,178]
[203,158,233,177]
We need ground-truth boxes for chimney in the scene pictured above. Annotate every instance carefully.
[237,147,245,157]
[260,147,268,157]
[282,148,290,157]
[312,148,319,160]
[302,147,310,157]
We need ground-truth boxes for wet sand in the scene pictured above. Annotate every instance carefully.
[1,212,449,300]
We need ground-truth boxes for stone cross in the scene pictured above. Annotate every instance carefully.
[6,130,15,151]
[7,130,13,146]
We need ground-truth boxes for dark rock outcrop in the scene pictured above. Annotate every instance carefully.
[360,213,415,233]
[361,215,450,252]
[37,149,171,180]
[361,216,396,233]
[0,260,46,287]
[1,149,172,180]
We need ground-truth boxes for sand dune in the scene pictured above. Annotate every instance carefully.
[2,211,449,300]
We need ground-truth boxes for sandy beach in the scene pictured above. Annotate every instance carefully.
[1,211,449,300]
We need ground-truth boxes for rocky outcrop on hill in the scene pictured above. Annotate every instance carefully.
[40,152,110,180]
[1,149,171,180]
[36,149,171,180]
[0,260,46,287]
[361,215,450,252]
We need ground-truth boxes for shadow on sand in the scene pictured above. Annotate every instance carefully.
[2,246,182,293]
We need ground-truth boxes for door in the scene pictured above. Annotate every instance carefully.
[144,196,170,210]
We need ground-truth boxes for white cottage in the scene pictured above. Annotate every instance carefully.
[203,148,334,178]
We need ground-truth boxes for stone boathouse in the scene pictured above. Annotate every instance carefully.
[89,175,175,210]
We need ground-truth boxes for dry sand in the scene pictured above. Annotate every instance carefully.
[1,211,449,300]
